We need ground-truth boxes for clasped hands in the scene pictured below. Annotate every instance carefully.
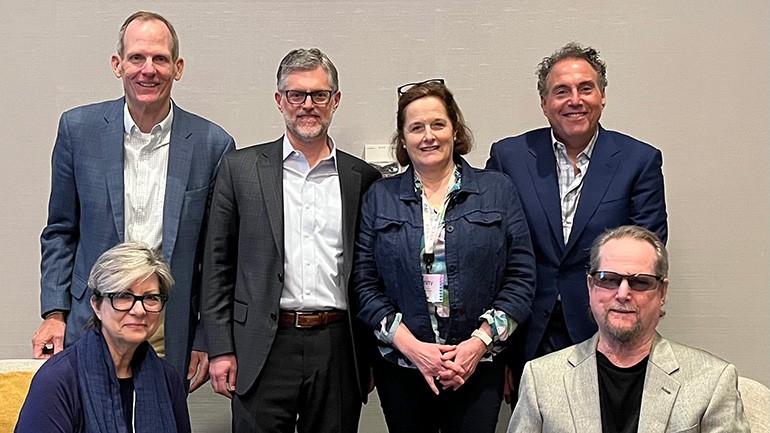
[396,327,488,395]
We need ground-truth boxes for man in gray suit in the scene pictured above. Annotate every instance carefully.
[508,225,749,432]
[202,48,380,433]
[33,11,234,392]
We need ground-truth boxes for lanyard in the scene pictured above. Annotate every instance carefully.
[421,171,455,273]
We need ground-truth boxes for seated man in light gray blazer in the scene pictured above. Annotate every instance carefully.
[508,225,749,433]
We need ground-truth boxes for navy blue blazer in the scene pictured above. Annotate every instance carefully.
[486,126,667,361]
[40,98,234,377]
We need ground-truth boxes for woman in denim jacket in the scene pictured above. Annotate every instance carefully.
[353,80,536,432]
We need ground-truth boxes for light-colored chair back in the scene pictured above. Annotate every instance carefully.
[738,376,770,433]
[0,359,46,432]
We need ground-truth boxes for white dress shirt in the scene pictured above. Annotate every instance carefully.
[122,102,172,249]
[280,135,345,311]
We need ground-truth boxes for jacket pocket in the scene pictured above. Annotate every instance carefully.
[233,300,248,324]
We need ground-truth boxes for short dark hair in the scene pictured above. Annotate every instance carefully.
[392,82,473,167]
[117,11,180,61]
[537,42,607,98]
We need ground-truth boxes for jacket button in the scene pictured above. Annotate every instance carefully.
[278,273,284,282]
[446,225,454,233]
[448,265,456,273]
[270,312,277,321]
[448,338,459,344]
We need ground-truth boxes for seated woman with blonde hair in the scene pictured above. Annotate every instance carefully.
[16,242,190,433]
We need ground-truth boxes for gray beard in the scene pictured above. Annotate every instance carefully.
[603,319,643,345]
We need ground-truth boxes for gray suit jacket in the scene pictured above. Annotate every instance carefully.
[201,138,380,401]
[508,333,750,433]
[40,98,234,377]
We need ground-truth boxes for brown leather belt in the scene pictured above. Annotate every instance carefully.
[279,309,346,328]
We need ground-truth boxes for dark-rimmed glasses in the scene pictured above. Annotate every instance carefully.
[588,270,663,292]
[282,90,335,105]
[397,78,445,95]
[105,292,168,312]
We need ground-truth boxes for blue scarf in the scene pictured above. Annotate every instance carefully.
[76,327,178,433]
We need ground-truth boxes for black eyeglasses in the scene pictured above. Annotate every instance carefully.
[282,90,335,105]
[397,78,445,95]
[104,292,168,313]
[588,271,663,292]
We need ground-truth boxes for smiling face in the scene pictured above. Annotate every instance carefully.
[540,58,605,150]
[111,19,183,116]
[92,274,163,356]
[402,96,455,176]
[275,66,340,147]
[589,237,668,347]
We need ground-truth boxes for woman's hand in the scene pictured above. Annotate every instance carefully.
[439,324,492,390]
[393,324,456,395]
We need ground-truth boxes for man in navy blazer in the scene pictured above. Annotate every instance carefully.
[486,43,667,396]
[33,11,234,391]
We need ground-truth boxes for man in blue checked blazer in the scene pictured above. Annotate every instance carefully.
[33,11,233,392]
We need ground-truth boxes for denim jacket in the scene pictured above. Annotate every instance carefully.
[353,157,536,346]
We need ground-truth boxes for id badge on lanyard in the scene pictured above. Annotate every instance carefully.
[421,175,453,304]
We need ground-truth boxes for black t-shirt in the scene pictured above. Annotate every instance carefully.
[118,377,134,431]
[597,352,648,433]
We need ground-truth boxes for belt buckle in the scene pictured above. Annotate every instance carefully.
[294,311,312,329]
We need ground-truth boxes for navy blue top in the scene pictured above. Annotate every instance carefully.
[15,341,190,433]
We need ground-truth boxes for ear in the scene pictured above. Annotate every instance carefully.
[540,96,547,116]
[111,55,122,78]
[331,91,341,112]
[659,278,669,305]
[173,58,185,81]
[90,296,103,321]
[275,91,283,112]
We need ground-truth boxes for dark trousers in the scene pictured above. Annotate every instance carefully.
[535,300,574,357]
[373,355,504,433]
[232,321,361,433]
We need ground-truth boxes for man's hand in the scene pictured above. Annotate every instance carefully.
[32,314,66,359]
[209,354,237,399]
[187,350,210,393]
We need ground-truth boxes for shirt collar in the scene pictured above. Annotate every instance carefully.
[123,100,174,142]
[550,128,599,161]
[281,134,338,171]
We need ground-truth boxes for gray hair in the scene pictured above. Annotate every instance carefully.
[276,48,339,92]
[588,225,669,279]
[536,42,607,98]
[117,11,180,61]
[88,242,174,298]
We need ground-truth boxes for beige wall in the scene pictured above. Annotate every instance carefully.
[1,1,767,431]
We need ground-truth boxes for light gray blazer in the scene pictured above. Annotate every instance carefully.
[508,332,750,433]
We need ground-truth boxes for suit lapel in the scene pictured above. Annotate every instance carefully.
[564,127,620,256]
[565,335,603,432]
[337,151,363,286]
[639,333,680,432]
[162,105,195,262]
[257,140,285,261]
[102,99,127,242]
[527,132,566,250]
